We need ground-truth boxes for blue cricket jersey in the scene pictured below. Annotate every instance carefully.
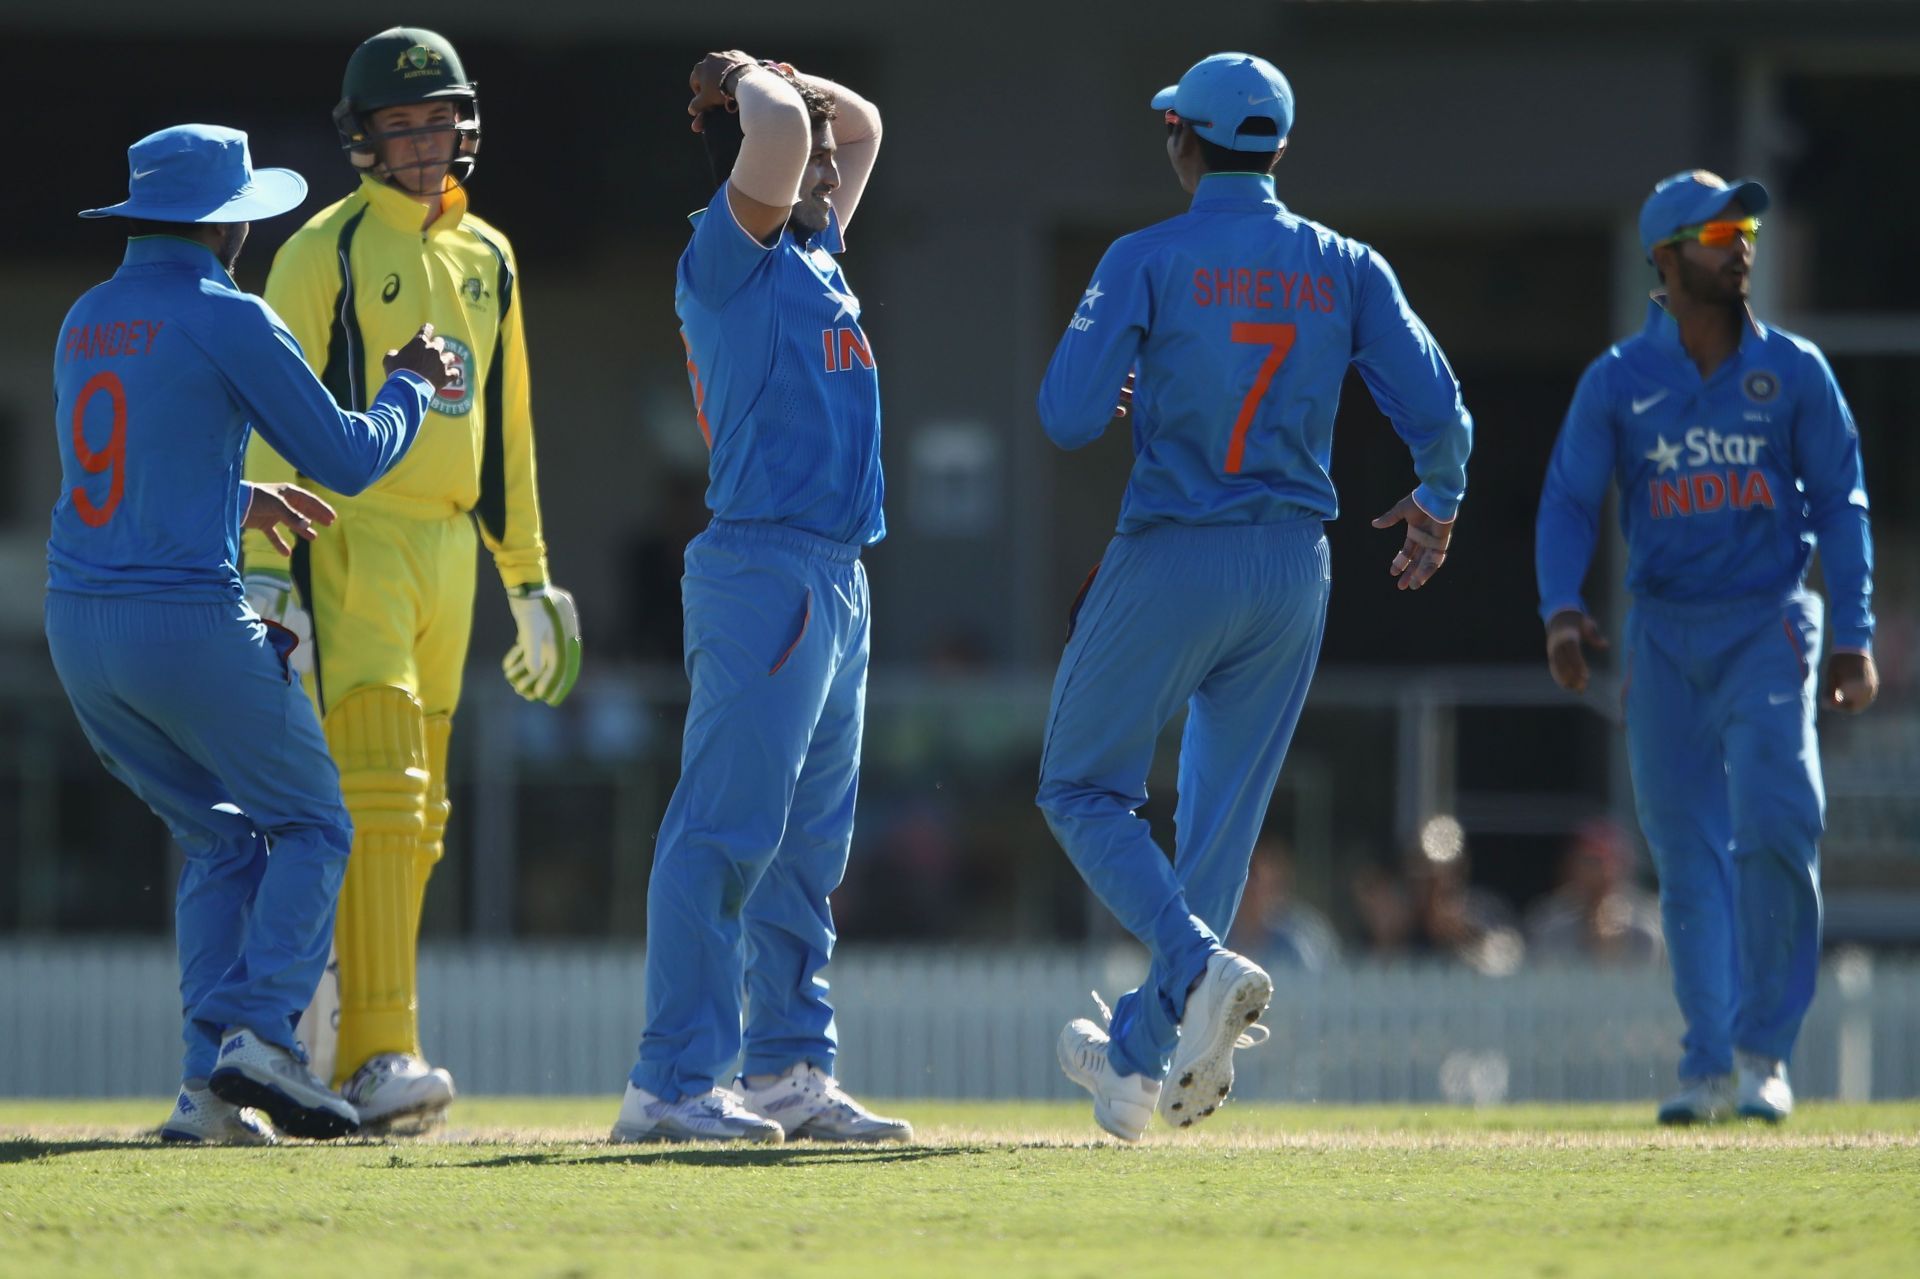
[49,236,430,602]
[1038,172,1472,531]
[1535,299,1874,651]
[676,185,885,547]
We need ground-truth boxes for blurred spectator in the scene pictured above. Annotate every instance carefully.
[1352,815,1525,975]
[1228,838,1341,971]
[1524,817,1664,967]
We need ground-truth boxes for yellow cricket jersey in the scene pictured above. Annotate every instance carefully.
[242,174,549,589]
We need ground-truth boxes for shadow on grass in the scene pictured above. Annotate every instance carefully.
[454,1143,977,1170]
[0,1138,161,1163]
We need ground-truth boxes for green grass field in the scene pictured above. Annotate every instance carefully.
[3,1099,1916,1278]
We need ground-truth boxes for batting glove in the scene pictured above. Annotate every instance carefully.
[504,583,582,706]
[243,568,314,678]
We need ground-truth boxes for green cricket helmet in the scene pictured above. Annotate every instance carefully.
[331,27,481,185]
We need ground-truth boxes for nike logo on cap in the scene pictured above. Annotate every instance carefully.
[1631,390,1670,415]
[1247,94,1279,105]
[132,167,159,180]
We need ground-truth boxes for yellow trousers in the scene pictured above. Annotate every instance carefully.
[298,505,475,1084]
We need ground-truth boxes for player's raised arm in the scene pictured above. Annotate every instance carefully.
[788,71,880,232]
[688,51,811,246]
[1037,249,1149,449]
[209,302,452,497]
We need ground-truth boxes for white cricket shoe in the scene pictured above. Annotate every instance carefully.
[1057,993,1161,1142]
[209,1029,359,1140]
[1656,1074,1735,1125]
[1159,951,1273,1130]
[158,1084,277,1145]
[608,1083,785,1144]
[342,1053,457,1135]
[735,1063,914,1143]
[1736,1052,1793,1123]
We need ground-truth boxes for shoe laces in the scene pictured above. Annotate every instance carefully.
[1089,990,1114,1028]
[694,1088,759,1121]
[1235,1023,1272,1051]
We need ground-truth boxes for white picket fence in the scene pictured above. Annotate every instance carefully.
[2,942,1914,1102]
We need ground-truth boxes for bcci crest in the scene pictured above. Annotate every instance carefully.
[431,333,474,416]
[1743,369,1781,404]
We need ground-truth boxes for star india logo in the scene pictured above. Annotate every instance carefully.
[1071,281,1103,332]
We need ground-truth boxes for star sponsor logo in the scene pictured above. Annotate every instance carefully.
[1071,281,1103,332]
[1646,426,1775,519]
[823,284,861,322]
[430,333,473,416]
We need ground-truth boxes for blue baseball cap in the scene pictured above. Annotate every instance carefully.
[1638,170,1769,261]
[80,124,307,223]
[1151,52,1293,153]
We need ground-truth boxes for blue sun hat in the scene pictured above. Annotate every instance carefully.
[80,124,307,223]
[1638,170,1769,261]
[1151,53,1294,152]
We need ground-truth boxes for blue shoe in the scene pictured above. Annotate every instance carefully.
[209,1029,359,1140]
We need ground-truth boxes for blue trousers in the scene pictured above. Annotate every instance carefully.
[1624,590,1826,1081]
[45,593,352,1082]
[632,521,869,1101]
[1037,519,1330,1081]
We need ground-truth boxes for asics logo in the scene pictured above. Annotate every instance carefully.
[1631,390,1670,415]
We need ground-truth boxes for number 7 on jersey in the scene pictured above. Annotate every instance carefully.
[1224,322,1296,474]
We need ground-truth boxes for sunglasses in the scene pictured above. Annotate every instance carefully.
[1164,109,1214,132]
[1658,216,1761,250]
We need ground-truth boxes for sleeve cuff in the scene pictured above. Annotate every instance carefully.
[1540,599,1587,625]
[388,369,433,394]
[1411,483,1460,523]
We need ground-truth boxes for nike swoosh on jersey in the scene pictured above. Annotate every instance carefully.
[1768,690,1799,705]
[1631,390,1670,415]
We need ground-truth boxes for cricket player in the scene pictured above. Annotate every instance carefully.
[1536,171,1877,1124]
[609,50,908,1144]
[1038,53,1474,1141]
[242,26,581,1132]
[51,124,454,1143]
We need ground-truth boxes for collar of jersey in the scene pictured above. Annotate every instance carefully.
[1641,293,1768,368]
[120,234,228,280]
[1189,171,1283,212]
[357,172,469,235]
